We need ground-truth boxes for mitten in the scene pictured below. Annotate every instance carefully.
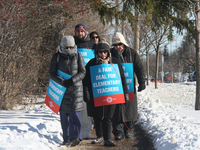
[63,78,73,88]
[138,84,145,92]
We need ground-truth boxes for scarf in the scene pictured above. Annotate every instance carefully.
[96,57,111,64]
[58,45,77,58]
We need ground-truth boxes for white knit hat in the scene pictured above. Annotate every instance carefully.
[112,32,128,47]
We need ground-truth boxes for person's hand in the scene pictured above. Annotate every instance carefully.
[84,90,90,102]
[63,78,73,88]
[125,94,129,102]
[138,84,145,92]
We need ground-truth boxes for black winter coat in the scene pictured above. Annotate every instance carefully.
[49,52,86,113]
[111,46,145,122]
[74,34,96,50]
[83,57,129,120]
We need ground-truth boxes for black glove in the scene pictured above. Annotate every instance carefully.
[84,90,90,102]
[63,78,73,88]
[138,84,145,92]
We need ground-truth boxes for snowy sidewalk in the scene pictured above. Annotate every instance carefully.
[0,83,200,150]
[137,82,200,150]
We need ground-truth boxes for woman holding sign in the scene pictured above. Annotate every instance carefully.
[49,36,86,147]
[83,39,129,146]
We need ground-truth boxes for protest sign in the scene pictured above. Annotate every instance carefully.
[90,64,125,107]
[121,63,134,101]
[45,70,71,114]
[77,48,95,65]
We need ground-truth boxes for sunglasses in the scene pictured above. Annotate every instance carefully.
[63,46,74,49]
[113,43,123,46]
[98,50,108,54]
[92,36,99,39]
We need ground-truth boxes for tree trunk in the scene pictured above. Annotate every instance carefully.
[155,50,159,89]
[134,10,140,55]
[115,0,119,32]
[195,2,200,110]
[134,9,140,86]
[122,20,125,35]
[146,52,150,85]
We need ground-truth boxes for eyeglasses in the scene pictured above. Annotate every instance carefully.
[63,46,74,49]
[98,50,108,54]
[92,36,99,39]
[113,43,123,46]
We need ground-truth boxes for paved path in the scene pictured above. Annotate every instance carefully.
[58,124,155,150]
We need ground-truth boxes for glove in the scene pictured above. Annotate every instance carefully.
[138,84,145,92]
[84,90,90,102]
[83,87,90,102]
[63,78,73,88]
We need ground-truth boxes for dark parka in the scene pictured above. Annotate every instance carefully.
[83,57,129,120]
[49,47,86,113]
[110,46,146,122]
[74,34,96,50]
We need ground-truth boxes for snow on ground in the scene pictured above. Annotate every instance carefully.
[137,82,200,150]
[0,97,62,150]
[0,82,200,150]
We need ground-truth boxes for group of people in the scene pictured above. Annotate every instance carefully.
[49,23,146,147]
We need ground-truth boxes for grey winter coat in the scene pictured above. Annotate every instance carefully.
[49,46,86,113]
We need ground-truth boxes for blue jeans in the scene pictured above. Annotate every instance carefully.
[60,111,82,142]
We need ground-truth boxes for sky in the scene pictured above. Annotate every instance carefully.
[0,81,200,150]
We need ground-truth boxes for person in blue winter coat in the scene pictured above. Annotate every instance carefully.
[49,35,86,147]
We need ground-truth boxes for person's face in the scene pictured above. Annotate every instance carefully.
[91,34,99,44]
[75,29,86,39]
[62,46,74,50]
[98,49,108,59]
[113,43,124,52]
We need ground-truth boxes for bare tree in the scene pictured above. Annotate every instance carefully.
[0,0,107,109]
[140,21,154,85]
[166,0,200,109]
[141,22,169,88]
[193,1,200,110]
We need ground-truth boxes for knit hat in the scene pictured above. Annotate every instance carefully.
[75,23,87,35]
[97,38,111,56]
[59,36,77,56]
[96,38,112,65]
[60,36,75,47]
[112,32,128,47]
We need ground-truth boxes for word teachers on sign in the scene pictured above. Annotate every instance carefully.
[90,64,125,107]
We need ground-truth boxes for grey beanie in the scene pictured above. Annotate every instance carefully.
[60,36,75,47]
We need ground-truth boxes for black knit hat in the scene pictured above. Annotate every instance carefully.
[95,38,111,62]
[96,38,110,54]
